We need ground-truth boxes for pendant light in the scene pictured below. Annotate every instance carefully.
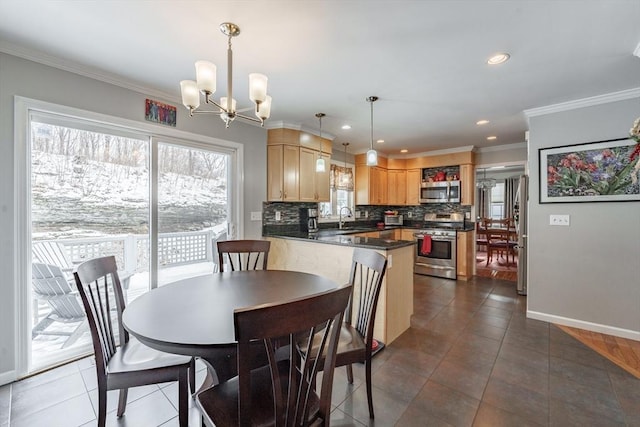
[341,142,350,186]
[315,113,326,172]
[366,96,378,166]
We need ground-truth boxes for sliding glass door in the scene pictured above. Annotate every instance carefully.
[26,110,235,374]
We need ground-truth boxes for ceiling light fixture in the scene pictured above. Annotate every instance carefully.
[341,142,350,185]
[476,120,490,125]
[366,96,379,166]
[179,22,272,128]
[476,168,497,191]
[315,113,326,172]
[487,136,497,140]
[341,124,351,130]
[400,149,408,153]
[377,139,385,144]
[487,53,510,65]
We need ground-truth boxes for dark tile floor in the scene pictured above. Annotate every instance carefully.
[2,274,639,426]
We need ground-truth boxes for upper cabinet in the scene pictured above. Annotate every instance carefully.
[459,164,474,206]
[406,169,421,205]
[267,128,332,202]
[387,169,406,205]
[355,152,475,206]
[355,155,388,205]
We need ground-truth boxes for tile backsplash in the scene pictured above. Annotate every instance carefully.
[262,201,471,230]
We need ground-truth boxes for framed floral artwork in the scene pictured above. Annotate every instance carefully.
[539,137,640,203]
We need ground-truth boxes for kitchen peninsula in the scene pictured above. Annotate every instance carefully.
[264,228,415,345]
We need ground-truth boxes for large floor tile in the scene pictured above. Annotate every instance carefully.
[11,372,87,419]
[10,393,95,427]
[405,381,480,427]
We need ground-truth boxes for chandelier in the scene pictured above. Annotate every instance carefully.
[366,96,378,166]
[476,168,497,190]
[179,22,272,128]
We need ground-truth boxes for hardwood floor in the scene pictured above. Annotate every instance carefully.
[475,249,517,282]
[556,324,640,379]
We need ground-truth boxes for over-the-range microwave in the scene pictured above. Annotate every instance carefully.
[419,180,461,203]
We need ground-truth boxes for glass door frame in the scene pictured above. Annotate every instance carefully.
[14,96,244,377]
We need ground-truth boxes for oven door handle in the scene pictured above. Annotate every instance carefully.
[415,235,456,242]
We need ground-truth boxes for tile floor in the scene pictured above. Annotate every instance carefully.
[2,274,639,426]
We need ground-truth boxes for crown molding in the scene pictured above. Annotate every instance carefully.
[386,145,477,159]
[524,87,640,118]
[475,141,527,153]
[264,121,335,140]
[1,41,181,104]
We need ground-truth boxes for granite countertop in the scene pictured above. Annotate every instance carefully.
[263,229,416,250]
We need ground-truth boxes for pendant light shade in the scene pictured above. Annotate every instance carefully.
[366,96,378,166]
[315,113,326,172]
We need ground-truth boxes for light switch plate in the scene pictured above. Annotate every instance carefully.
[549,214,570,226]
[250,211,261,221]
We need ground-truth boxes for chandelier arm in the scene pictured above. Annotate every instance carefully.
[235,112,265,125]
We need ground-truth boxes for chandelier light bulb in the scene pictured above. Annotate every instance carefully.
[180,80,200,110]
[195,61,216,94]
[249,73,268,104]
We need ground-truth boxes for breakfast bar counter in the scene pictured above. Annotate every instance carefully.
[265,231,415,345]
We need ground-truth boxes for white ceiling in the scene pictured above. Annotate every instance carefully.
[1,0,639,156]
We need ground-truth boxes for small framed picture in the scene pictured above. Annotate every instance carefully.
[539,137,640,203]
[145,99,176,127]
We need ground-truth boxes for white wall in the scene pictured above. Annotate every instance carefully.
[0,53,267,380]
[526,94,640,339]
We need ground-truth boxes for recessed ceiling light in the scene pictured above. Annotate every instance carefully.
[487,136,497,140]
[476,120,490,125]
[400,149,408,153]
[377,139,384,144]
[341,124,351,130]
[487,53,510,65]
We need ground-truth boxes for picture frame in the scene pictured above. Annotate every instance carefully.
[145,99,177,127]
[539,137,640,203]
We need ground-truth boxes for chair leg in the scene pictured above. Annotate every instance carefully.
[117,388,128,417]
[97,386,107,427]
[189,357,196,395]
[346,364,353,384]
[178,369,189,427]
[365,360,374,419]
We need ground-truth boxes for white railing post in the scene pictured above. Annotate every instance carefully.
[124,234,137,274]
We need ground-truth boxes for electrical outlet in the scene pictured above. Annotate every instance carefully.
[250,211,261,221]
[275,211,281,221]
[355,211,361,219]
[408,212,413,218]
[549,214,570,226]
[365,211,369,218]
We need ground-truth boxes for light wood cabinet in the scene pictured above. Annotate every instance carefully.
[460,164,474,206]
[387,170,406,205]
[267,145,300,201]
[298,148,330,202]
[406,169,421,205]
[355,165,388,205]
[267,128,331,202]
[401,229,417,242]
[456,230,474,280]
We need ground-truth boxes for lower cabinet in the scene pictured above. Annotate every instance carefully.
[456,230,474,280]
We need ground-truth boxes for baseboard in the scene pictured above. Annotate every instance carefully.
[0,369,17,387]
[527,310,640,341]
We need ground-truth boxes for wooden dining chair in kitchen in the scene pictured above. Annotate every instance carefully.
[74,256,191,427]
[217,239,271,272]
[196,284,352,427]
[298,247,387,419]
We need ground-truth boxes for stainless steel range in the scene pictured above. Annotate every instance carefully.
[413,213,465,280]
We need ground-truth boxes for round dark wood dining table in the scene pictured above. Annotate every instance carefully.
[122,269,338,385]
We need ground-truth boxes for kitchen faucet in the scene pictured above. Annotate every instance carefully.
[339,206,353,229]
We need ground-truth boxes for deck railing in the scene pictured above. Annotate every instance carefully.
[34,228,224,274]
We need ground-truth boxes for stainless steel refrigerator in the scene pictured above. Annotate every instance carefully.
[514,175,528,295]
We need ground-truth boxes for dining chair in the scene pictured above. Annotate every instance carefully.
[298,247,387,419]
[486,229,510,266]
[217,239,271,272]
[475,220,488,251]
[74,256,191,427]
[196,284,352,427]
